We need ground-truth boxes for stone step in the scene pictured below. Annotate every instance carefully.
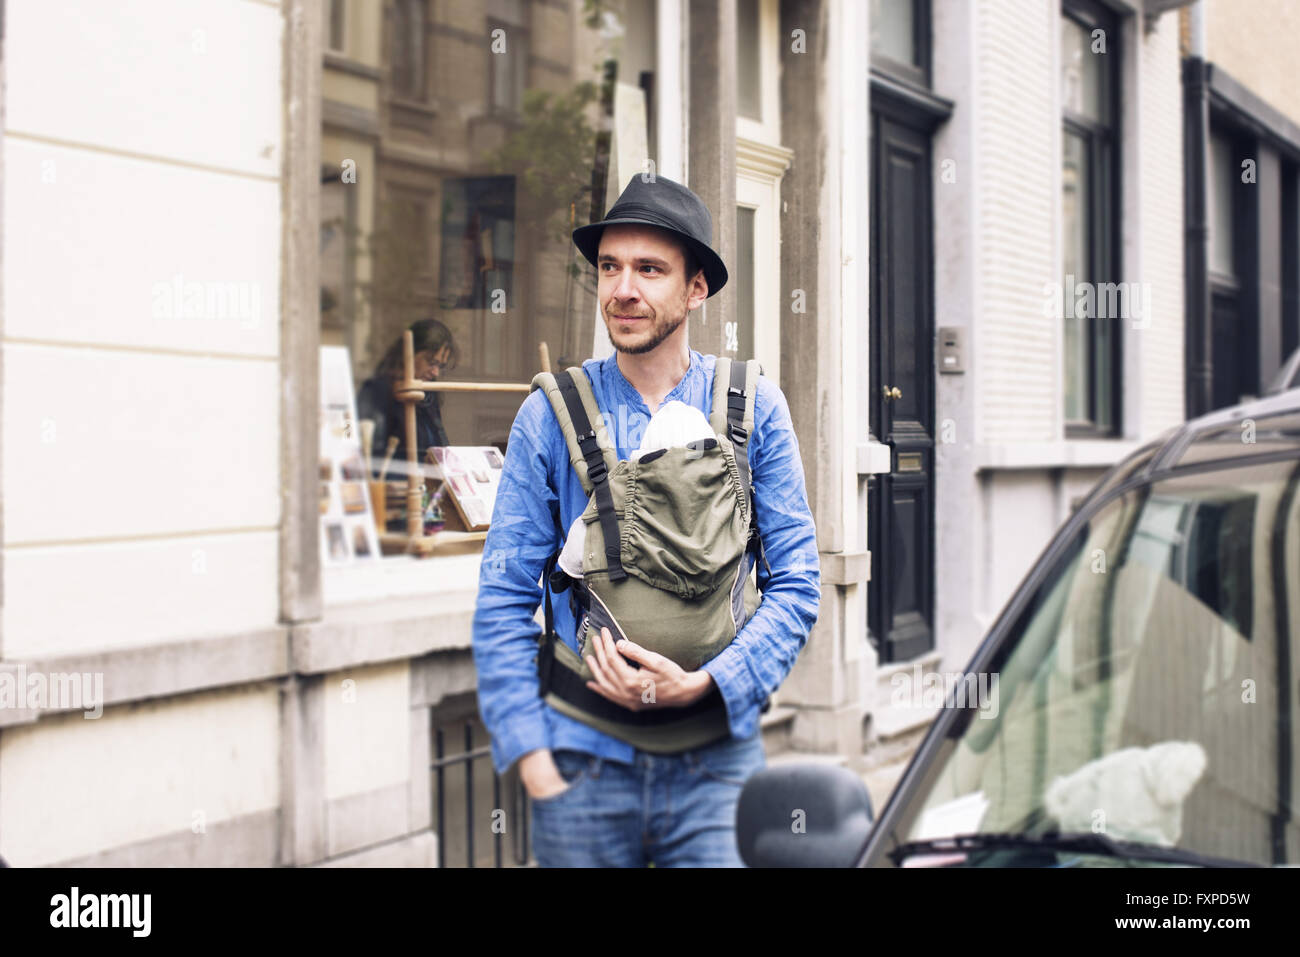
[870,651,945,740]
[862,722,930,772]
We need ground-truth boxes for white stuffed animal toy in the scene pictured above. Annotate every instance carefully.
[1043,741,1208,846]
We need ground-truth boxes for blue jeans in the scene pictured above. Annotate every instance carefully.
[529,733,766,867]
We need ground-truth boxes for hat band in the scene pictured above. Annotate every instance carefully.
[602,201,703,242]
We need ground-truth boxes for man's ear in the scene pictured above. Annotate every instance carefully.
[688,270,709,309]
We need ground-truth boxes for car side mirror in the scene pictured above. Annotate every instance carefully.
[737,763,874,867]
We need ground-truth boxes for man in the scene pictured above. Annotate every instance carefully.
[472,175,820,867]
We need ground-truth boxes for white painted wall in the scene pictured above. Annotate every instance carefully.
[323,661,411,801]
[974,0,1058,446]
[0,684,281,866]
[1,0,286,864]
[2,0,283,657]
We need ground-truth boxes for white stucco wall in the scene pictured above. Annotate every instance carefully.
[2,0,283,658]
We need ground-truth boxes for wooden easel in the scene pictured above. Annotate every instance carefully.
[377,332,551,557]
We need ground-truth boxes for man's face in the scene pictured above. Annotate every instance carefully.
[597,224,707,356]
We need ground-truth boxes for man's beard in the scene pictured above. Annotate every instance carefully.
[606,296,688,355]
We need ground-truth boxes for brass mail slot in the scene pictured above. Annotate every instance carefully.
[897,452,924,473]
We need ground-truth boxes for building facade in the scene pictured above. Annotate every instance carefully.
[2,0,1285,866]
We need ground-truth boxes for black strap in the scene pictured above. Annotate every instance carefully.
[726,360,762,555]
[537,554,557,695]
[727,359,753,504]
[555,371,627,582]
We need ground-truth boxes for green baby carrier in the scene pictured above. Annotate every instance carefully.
[530,356,768,753]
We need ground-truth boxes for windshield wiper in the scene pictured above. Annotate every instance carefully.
[887,832,1261,868]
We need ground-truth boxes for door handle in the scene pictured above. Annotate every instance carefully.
[882,385,902,401]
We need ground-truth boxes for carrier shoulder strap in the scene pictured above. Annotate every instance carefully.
[529,367,627,582]
[709,357,762,516]
[530,369,617,496]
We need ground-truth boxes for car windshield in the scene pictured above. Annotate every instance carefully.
[891,457,1300,867]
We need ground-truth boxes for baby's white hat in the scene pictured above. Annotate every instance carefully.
[635,400,714,460]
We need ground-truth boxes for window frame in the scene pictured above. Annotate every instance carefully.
[1061,0,1122,438]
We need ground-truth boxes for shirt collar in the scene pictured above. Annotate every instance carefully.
[604,349,702,413]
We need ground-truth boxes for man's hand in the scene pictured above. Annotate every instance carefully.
[585,627,715,711]
[518,749,570,801]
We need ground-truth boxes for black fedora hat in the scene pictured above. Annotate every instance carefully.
[572,175,728,297]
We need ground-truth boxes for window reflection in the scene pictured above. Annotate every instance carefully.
[319,0,658,547]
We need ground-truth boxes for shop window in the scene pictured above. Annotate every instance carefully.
[318,0,656,562]
[1060,0,1120,436]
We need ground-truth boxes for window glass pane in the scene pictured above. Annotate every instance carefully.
[1062,131,1090,424]
[320,0,657,545]
[1209,130,1237,277]
[1060,16,1102,122]
[870,0,915,66]
[734,206,756,360]
[737,0,761,120]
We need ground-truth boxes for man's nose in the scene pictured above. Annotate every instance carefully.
[611,267,640,302]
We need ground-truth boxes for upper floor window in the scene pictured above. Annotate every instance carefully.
[392,0,427,102]
[735,0,780,143]
[1060,0,1120,436]
[1207,128,1238,281]
[870,0,929,87]
[328,0,347,54]
[737,0,761,120]
[488,18,527,114]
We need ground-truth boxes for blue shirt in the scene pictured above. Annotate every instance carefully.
[471,349,821,774]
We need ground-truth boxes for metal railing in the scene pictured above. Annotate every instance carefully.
[430,718,533,868]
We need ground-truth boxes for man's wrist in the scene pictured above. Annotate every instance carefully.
[690,670,715,699]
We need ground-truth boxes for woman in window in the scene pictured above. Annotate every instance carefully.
[357,318,460,477]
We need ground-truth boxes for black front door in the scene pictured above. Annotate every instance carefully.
[868,109,935,664]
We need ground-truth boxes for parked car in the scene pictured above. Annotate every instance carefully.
[1266,347,1300,396]
[739,385,1300,867]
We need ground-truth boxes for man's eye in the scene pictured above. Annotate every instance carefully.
[641,265,660,274]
